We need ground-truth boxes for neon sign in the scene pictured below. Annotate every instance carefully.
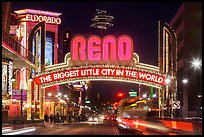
[33,65,165,88]
[71,35,133,65]
[25,14,61,24]
[33,34,166,89]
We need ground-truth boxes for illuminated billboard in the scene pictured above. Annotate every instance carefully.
[45,31,54,66]
[32,31,54,72]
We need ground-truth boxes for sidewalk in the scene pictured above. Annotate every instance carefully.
[2,121,45,130]
[2,120,79,132]
[2,126,36,135]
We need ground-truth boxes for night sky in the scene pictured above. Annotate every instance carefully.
[12,2,182,103]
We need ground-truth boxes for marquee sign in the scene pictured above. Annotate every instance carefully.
[25,14,61,24]
[33,35,166,88]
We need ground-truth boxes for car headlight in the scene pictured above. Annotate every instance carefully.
[89,117,93,121]
[100,116,104,119]
[94,118,98,121]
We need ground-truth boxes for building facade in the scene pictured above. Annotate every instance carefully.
[2,4,64,121]
[169,2,202,117]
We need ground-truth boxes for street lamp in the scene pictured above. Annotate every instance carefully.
[191,58,202,69]
[182,79,188,84]
[11,69,33,82]
[165,77,171,85]
[142,94,147,98]
[48,93,52,97]
[181,58,202,118]
[153,94,157,98]
[57,92,62,97]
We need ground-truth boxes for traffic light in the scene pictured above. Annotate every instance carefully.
[117,92,124,97]
[150,87,154,98]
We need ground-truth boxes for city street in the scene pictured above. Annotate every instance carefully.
[22,121,133,135]
[2,2,202,136]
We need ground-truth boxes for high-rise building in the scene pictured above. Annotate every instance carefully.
[169,2,202,117]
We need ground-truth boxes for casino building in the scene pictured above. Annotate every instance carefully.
[2,3,63,121]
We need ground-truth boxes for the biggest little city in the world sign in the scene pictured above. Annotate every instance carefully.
[33,35,166,88]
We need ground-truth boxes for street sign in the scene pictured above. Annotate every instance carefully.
[173,101,180,109]
[129,91,137,97]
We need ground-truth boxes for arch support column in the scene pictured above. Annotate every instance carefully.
[39,87,45,120]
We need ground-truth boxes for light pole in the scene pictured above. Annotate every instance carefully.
[192,58,202,118]
[191,58,202,70]
[182,78,188,118]
[181,58,201,118]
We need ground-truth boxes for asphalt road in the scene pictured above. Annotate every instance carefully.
[23,121,134,135]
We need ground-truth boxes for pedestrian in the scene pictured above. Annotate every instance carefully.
[44,114,48,122]
[68,111,72,123]
[54,115,56,123]
[57,113,60,123]
[50,114,54,123]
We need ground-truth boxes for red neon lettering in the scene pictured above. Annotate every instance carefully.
[118,35,133,60]
[103,35,117,61]
[88,36,101,60]
[71,36,86,61]
[71,35,133,62]
[33,68,165,86]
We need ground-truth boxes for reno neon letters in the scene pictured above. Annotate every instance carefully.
[71,35,133,62]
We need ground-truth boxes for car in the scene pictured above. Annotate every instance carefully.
[88,117,99,124]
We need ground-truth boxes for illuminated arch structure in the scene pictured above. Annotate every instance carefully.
[34,52,166,88]
[158,21,177,118]
[33,35,166,90]
[31,21,177,120]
